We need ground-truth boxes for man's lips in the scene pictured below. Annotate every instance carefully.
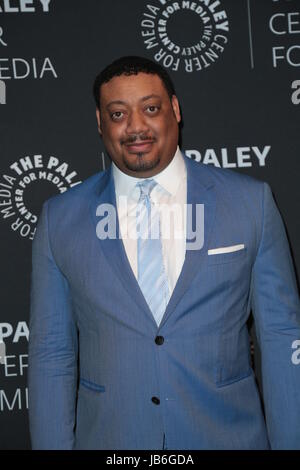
[124,141,155,153]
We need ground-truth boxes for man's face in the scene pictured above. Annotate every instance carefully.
[96,72,181,178]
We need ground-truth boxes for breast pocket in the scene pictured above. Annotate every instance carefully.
[207,246,247,265]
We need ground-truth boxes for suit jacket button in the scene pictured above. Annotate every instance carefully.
[151,396,160,405]
[155,335,164,345]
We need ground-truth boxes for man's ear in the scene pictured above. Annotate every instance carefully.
[171,95,181,124]
[96,108,102,135]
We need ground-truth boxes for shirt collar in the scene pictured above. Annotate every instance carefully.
[112,146,185,200]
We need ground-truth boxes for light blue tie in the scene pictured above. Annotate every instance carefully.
[136,179,170,326]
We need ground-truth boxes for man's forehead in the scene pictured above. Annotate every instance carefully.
[100,72,168,102]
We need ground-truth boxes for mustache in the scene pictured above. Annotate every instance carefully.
[121,133,156,145]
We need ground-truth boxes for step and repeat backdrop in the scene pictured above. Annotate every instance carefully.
[0,0,299,450]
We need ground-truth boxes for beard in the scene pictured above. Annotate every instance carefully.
[123,151,161,173]
[121,130,160,172]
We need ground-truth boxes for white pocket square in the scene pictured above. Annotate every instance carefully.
[208,244,245,255]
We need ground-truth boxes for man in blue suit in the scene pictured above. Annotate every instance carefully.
[28,56,300,450]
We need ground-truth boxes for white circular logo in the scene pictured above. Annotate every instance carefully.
[141,0,229,73]
[0,154,82,240]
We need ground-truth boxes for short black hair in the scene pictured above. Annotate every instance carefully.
[93,55,176,109]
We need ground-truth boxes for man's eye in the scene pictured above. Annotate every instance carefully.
[146,106,159,114]
[111,111,124,120]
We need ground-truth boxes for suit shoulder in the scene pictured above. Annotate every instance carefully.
[186,156,266,193]
[44,169,107,210]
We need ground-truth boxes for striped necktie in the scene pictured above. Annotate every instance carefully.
[136,179,170,326]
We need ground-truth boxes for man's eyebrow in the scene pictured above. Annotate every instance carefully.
[106,94,161,109]
[106,100,127,109]
[141,94,161,102]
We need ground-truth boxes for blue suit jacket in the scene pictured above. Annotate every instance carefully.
[28,155,300,449]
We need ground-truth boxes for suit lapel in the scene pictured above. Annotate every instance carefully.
[89,167,157,326]
[159,157,217,328]
[89,157,217,330]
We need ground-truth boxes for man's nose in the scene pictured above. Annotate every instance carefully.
[126,110,148,135]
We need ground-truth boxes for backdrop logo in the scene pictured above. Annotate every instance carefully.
[0,321,29,412]
[141,0,229,73]
[0,154,82,240]
[0,26,7,46]
[0,0,51,13]
[185,145,271,168]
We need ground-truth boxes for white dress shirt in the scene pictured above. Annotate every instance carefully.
[113,146,187,295]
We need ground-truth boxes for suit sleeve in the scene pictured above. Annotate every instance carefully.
[28,201,78,449]
[251,182,300,449]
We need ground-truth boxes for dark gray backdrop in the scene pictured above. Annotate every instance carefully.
[0,0,299,449]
